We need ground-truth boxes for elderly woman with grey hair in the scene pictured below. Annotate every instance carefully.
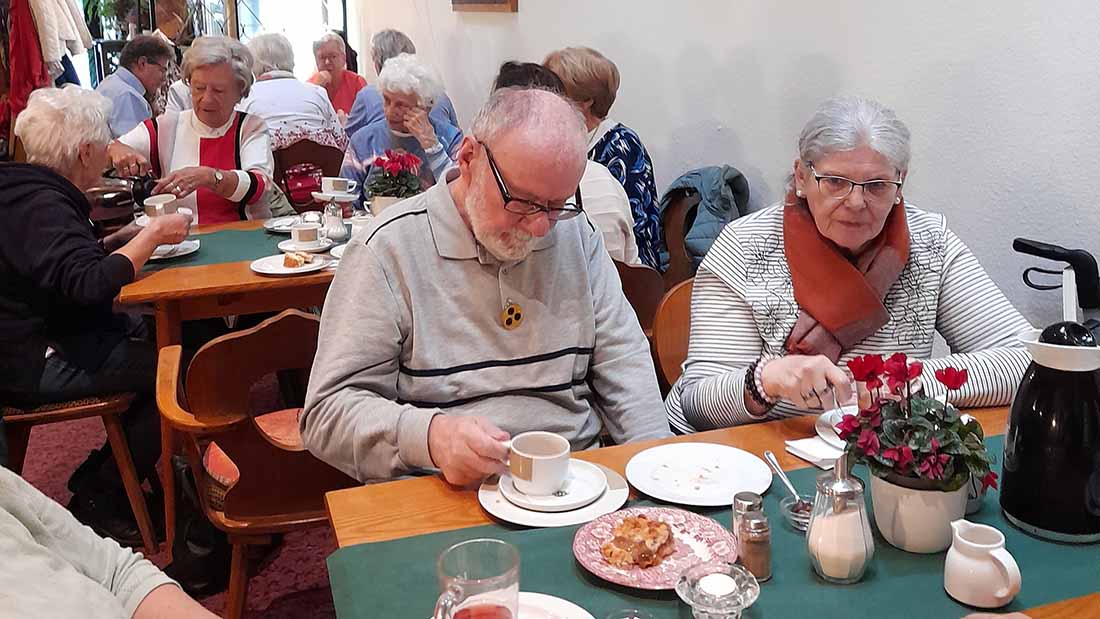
[0,86,191,543]
[344,29,459,137]
[666,96,1032,433]
[341,53,463,209]
[239,32,348,150]
[108,35,284,224]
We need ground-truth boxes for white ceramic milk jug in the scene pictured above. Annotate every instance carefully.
[944,519,1022,608]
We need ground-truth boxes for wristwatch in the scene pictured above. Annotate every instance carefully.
[212,169,224,189]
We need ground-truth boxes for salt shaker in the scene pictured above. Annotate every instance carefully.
[732,491,763,543]
[737,511,772,583]
[806,452,874,584]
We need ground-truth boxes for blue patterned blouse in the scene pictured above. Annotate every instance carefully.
[589,123,662,270]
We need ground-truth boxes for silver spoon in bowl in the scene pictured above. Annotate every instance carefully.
[763,450,813,513]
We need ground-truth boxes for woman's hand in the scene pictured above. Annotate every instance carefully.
[108,141,151,177]
[142,212,193,246]
[404,108,438,150]
[760,355,854,409]
[153,166,216,198]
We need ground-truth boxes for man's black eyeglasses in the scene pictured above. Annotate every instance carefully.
[479,141,583,221]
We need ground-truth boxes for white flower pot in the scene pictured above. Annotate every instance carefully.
[370,195,401,216]
[870,474,968,553]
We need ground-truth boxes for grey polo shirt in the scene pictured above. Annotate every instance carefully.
[301,171,669,482]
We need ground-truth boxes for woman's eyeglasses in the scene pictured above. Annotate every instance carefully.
[480,141,583,221]
[808,162,903,202]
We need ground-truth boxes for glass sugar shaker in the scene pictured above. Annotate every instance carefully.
[806,451,874,584]
[323,198,349,243]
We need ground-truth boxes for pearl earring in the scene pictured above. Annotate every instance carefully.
[894,196,902,204]
[796,190,803,197]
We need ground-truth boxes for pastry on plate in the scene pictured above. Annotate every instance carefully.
[283,251,313,268]
[601,514,675,569]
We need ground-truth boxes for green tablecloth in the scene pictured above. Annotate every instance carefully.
[143,228,284,271]
[327,436,1100,618]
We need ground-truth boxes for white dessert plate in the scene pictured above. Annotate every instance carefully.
[148,239,200,261]
[249,254,328,276]
[625,442,771,506]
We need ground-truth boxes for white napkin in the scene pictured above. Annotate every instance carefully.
[785,437,843,470]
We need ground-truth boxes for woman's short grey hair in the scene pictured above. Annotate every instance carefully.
[798,96,911,173]
[377,53,444,108]
[371,29,415,73]
[247,33,294,75]
[14,86,112,173]
[182,36,255,98]
[313,32,345,55]
[471,87,586,154]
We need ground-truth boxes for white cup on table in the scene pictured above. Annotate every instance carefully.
[143,194,179,218]
[290,222,325,249]
[502,431,570,496]
[322,177,358,194]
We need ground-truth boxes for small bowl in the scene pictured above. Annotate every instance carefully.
[675,561,759,619]
[779,494,814,533]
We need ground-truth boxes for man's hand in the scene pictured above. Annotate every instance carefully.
[315,70,333,87]
[427,416,510,486]
[404,107,438,151]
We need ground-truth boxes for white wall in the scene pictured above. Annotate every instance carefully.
[357,1,1100,325]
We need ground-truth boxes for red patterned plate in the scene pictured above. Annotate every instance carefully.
[572,506,737,590]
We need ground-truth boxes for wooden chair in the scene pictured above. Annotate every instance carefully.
[661,188,702,290]
[652,278,694,388]
[156,309,357,619]
[1,393,159,555]
[614,260,666,339]
[272,140,346,213]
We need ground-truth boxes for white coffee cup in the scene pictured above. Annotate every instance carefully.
[322,177,358,194]
[503,431,570,496]
[143,194,178,217]
[290,222,324,248]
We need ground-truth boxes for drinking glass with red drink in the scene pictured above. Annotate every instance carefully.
[434,538,519,619]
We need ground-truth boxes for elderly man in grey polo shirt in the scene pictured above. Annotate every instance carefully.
[301,87,670,485]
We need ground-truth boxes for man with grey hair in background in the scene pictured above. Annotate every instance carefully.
[308,31,367,117]
[95,34,174,137]
[302,88,669,485]
[344,28,459,139]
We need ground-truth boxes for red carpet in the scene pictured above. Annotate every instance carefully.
[20,416,338,618]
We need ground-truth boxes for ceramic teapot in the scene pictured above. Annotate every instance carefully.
[943,519,1021,608]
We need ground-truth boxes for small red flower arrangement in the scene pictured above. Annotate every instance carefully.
[838,353,998,493]
[368,149,423,199]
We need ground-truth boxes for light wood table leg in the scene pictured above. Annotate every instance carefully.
[154,301,182,560]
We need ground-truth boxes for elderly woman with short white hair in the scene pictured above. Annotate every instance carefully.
[0,86,191,542]
[341,53,463,208]
[108,35,286,224]
[666,96,1032,433]
[239,32,348,151]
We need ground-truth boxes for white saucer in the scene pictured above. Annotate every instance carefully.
[263,215,299,234]
[329,244,347,259]
[816,405,857,450]
[249,254,328,276]
[278,238,335,254]
[519,592,594,619]
[149,239,200,260]
[479,463,628,528]
[135,207,193,227]
[625,442,772,507]
[312,190,358,203]
[498,459,607,513]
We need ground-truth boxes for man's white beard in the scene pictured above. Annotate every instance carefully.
[465,182,537,262]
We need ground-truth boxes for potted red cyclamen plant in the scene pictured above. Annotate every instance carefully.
[367,149,423,215]
[839,352,999,553]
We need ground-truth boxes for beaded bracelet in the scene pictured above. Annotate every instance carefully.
[745,357,778,409]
